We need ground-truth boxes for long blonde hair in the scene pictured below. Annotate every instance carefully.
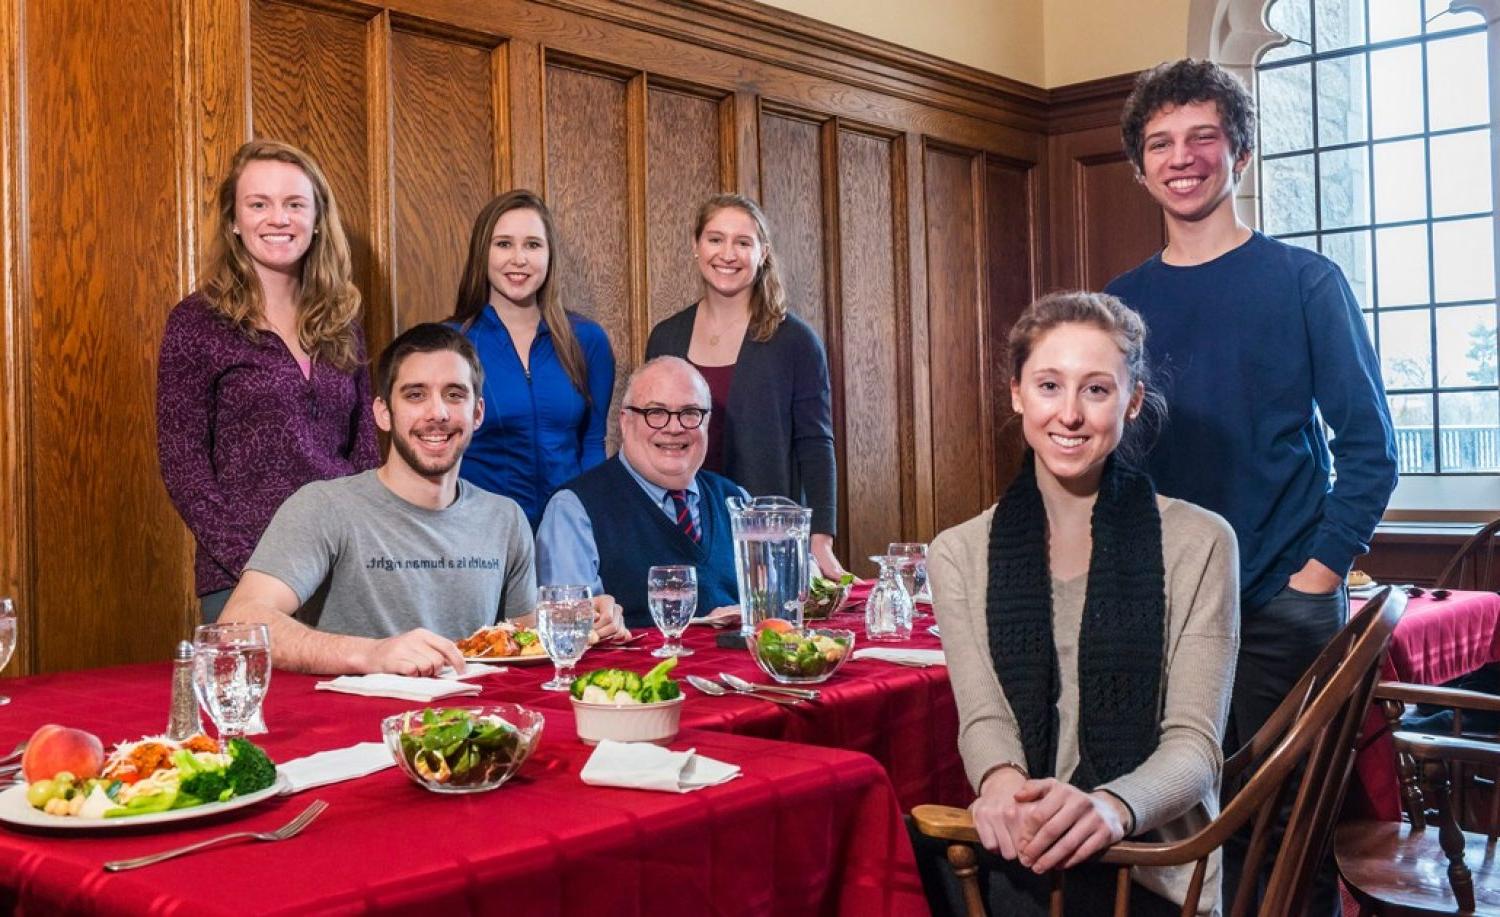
[693,194,788,343]
[451,189,591,403]
[201,139,362,371]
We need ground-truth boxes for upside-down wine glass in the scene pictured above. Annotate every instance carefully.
[191,622,271,751]
[0,599,15,706]
[536,585,594,691]
[647,565,698,657]
[887,542,931,609]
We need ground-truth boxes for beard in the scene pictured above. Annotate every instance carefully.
[389,426,468,479]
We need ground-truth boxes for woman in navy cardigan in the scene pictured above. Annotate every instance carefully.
[452,190,615,527]
[646,193,845,576]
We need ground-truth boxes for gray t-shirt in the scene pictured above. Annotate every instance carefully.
[245,470,536,640]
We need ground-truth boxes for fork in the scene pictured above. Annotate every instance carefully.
[0,740,25,767]
[102,800,328,872]
[685,674,802,706]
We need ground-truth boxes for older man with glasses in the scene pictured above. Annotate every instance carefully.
[536,356,748,628]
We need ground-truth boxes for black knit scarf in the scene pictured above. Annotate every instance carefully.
[985,450,1166,790]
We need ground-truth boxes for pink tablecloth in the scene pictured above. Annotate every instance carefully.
[1347,588,1500,819]
[0,662,929,916]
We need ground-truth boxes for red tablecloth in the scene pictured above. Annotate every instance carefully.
[1347,589,1500,820]
[0,662,929,916]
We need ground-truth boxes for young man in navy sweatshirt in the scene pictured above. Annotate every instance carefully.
[1105,59,1398,913]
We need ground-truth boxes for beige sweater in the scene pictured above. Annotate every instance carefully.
[930,497,1240,916]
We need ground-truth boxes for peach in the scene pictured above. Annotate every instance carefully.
[21,724,105,783]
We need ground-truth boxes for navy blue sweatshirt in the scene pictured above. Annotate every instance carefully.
[1107,232,1398,611]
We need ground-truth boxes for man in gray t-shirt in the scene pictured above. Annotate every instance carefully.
[221,323,624,676]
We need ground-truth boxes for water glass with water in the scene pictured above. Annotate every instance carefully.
[191,622,271,749]
[536,585,594,691]
[0,598,15,706]
[887,542,930,605]
[647,565,697,657]
[866,556,914,642]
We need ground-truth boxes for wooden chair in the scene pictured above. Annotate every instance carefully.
[1334,682,1500,915]
[911,586,1403,917]
[1434,516,1500,591]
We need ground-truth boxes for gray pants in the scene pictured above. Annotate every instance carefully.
[1221,584,1348,916]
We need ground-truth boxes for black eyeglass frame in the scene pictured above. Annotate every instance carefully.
[622,405,711,430]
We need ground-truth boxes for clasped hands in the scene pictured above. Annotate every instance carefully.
[969,768,1131,874]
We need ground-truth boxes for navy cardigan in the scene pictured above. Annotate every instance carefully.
[646,305,838,535]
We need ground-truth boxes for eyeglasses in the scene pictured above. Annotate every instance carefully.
[623,405,710,430]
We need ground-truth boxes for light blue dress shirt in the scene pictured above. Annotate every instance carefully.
[536,453,745,593]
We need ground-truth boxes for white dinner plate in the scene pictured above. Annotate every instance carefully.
[463,652,551,665]
[1347,580,1380,596]
[0,774,288,830]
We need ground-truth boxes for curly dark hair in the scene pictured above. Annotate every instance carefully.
[1120,59,1256,174]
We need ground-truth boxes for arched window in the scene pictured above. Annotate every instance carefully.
[1252,0,1498,512]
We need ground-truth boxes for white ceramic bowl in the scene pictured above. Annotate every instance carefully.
[570,696,684,746]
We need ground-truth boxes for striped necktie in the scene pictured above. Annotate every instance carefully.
[668,489,700,543]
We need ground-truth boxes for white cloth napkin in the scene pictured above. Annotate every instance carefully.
[852,647,947,667]
[440,663,508,680]
[277,742,395,794]
[314,674,483,702]
[579,740,741,793]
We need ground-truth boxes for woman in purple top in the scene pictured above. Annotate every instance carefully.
[157,140,380,622]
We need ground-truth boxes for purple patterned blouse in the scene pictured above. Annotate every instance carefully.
[156,294,381,595]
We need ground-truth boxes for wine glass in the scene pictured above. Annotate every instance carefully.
[887,542,930,605]
[536,585,593,691]
[0,598,15,706]
[647,565,697,658]
[866,556,914,642]
[191,623,271,750]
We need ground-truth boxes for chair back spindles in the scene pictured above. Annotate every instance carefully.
[1435,516,1500,591]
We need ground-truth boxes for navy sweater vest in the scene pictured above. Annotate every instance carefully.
[566,457,741,628]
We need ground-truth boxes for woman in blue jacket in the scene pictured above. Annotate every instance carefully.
[452,189,615,526]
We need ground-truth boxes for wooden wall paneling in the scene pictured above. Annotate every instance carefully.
[1045,124,1163,291]
[818,118,848,568]
[984,156,1040,495]
[0,0,27,676]
[727,91,759,198]
[389,24,497,330]
[501,39,544,192]
[248,0,373,322]
[923,143,989,533]
[757,107,827,338]
[366,11,395,356]
[645,83,723,332]
[899,132,934,541]
[543,59,632,439]
[835,126,903,575]
[26,0,193,670]
[625,74,648,369]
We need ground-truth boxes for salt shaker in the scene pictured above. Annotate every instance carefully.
[166,640,203,741]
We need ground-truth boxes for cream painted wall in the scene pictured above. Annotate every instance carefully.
[755,0,1046,87]
[756,0,1197,88]
[1043,0,1193,87]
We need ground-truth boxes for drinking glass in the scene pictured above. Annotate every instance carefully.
[887,542,930,605]
[647,565,698,658]
[191,622,271,749]
[536,585,593,691]
[0,598,15,706]
[866,556,914,642]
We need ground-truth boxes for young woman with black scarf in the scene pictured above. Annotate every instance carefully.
[922,291,1240,916]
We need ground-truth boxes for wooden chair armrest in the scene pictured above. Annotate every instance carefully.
[1375,681,1500,714]
[911,804,979,843]
[1394,730,1500,768]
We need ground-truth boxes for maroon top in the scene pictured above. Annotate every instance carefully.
[156,294,380,595]
[691,360,736,474]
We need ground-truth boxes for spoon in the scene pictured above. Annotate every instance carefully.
[718,672,821,702]
[685,674,802,706]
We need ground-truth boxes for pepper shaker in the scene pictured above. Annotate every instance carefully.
[166,640,203,741]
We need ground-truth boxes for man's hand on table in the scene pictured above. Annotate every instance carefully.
[1288,558,1343,595]
[590,594,632,643]
[358,628,465,676]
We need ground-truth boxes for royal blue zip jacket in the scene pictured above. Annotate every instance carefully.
[457,307,616,527]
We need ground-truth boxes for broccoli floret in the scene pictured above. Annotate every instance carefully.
[180,770,231,804]
[225,738,277,796]
[639,657,680,702]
